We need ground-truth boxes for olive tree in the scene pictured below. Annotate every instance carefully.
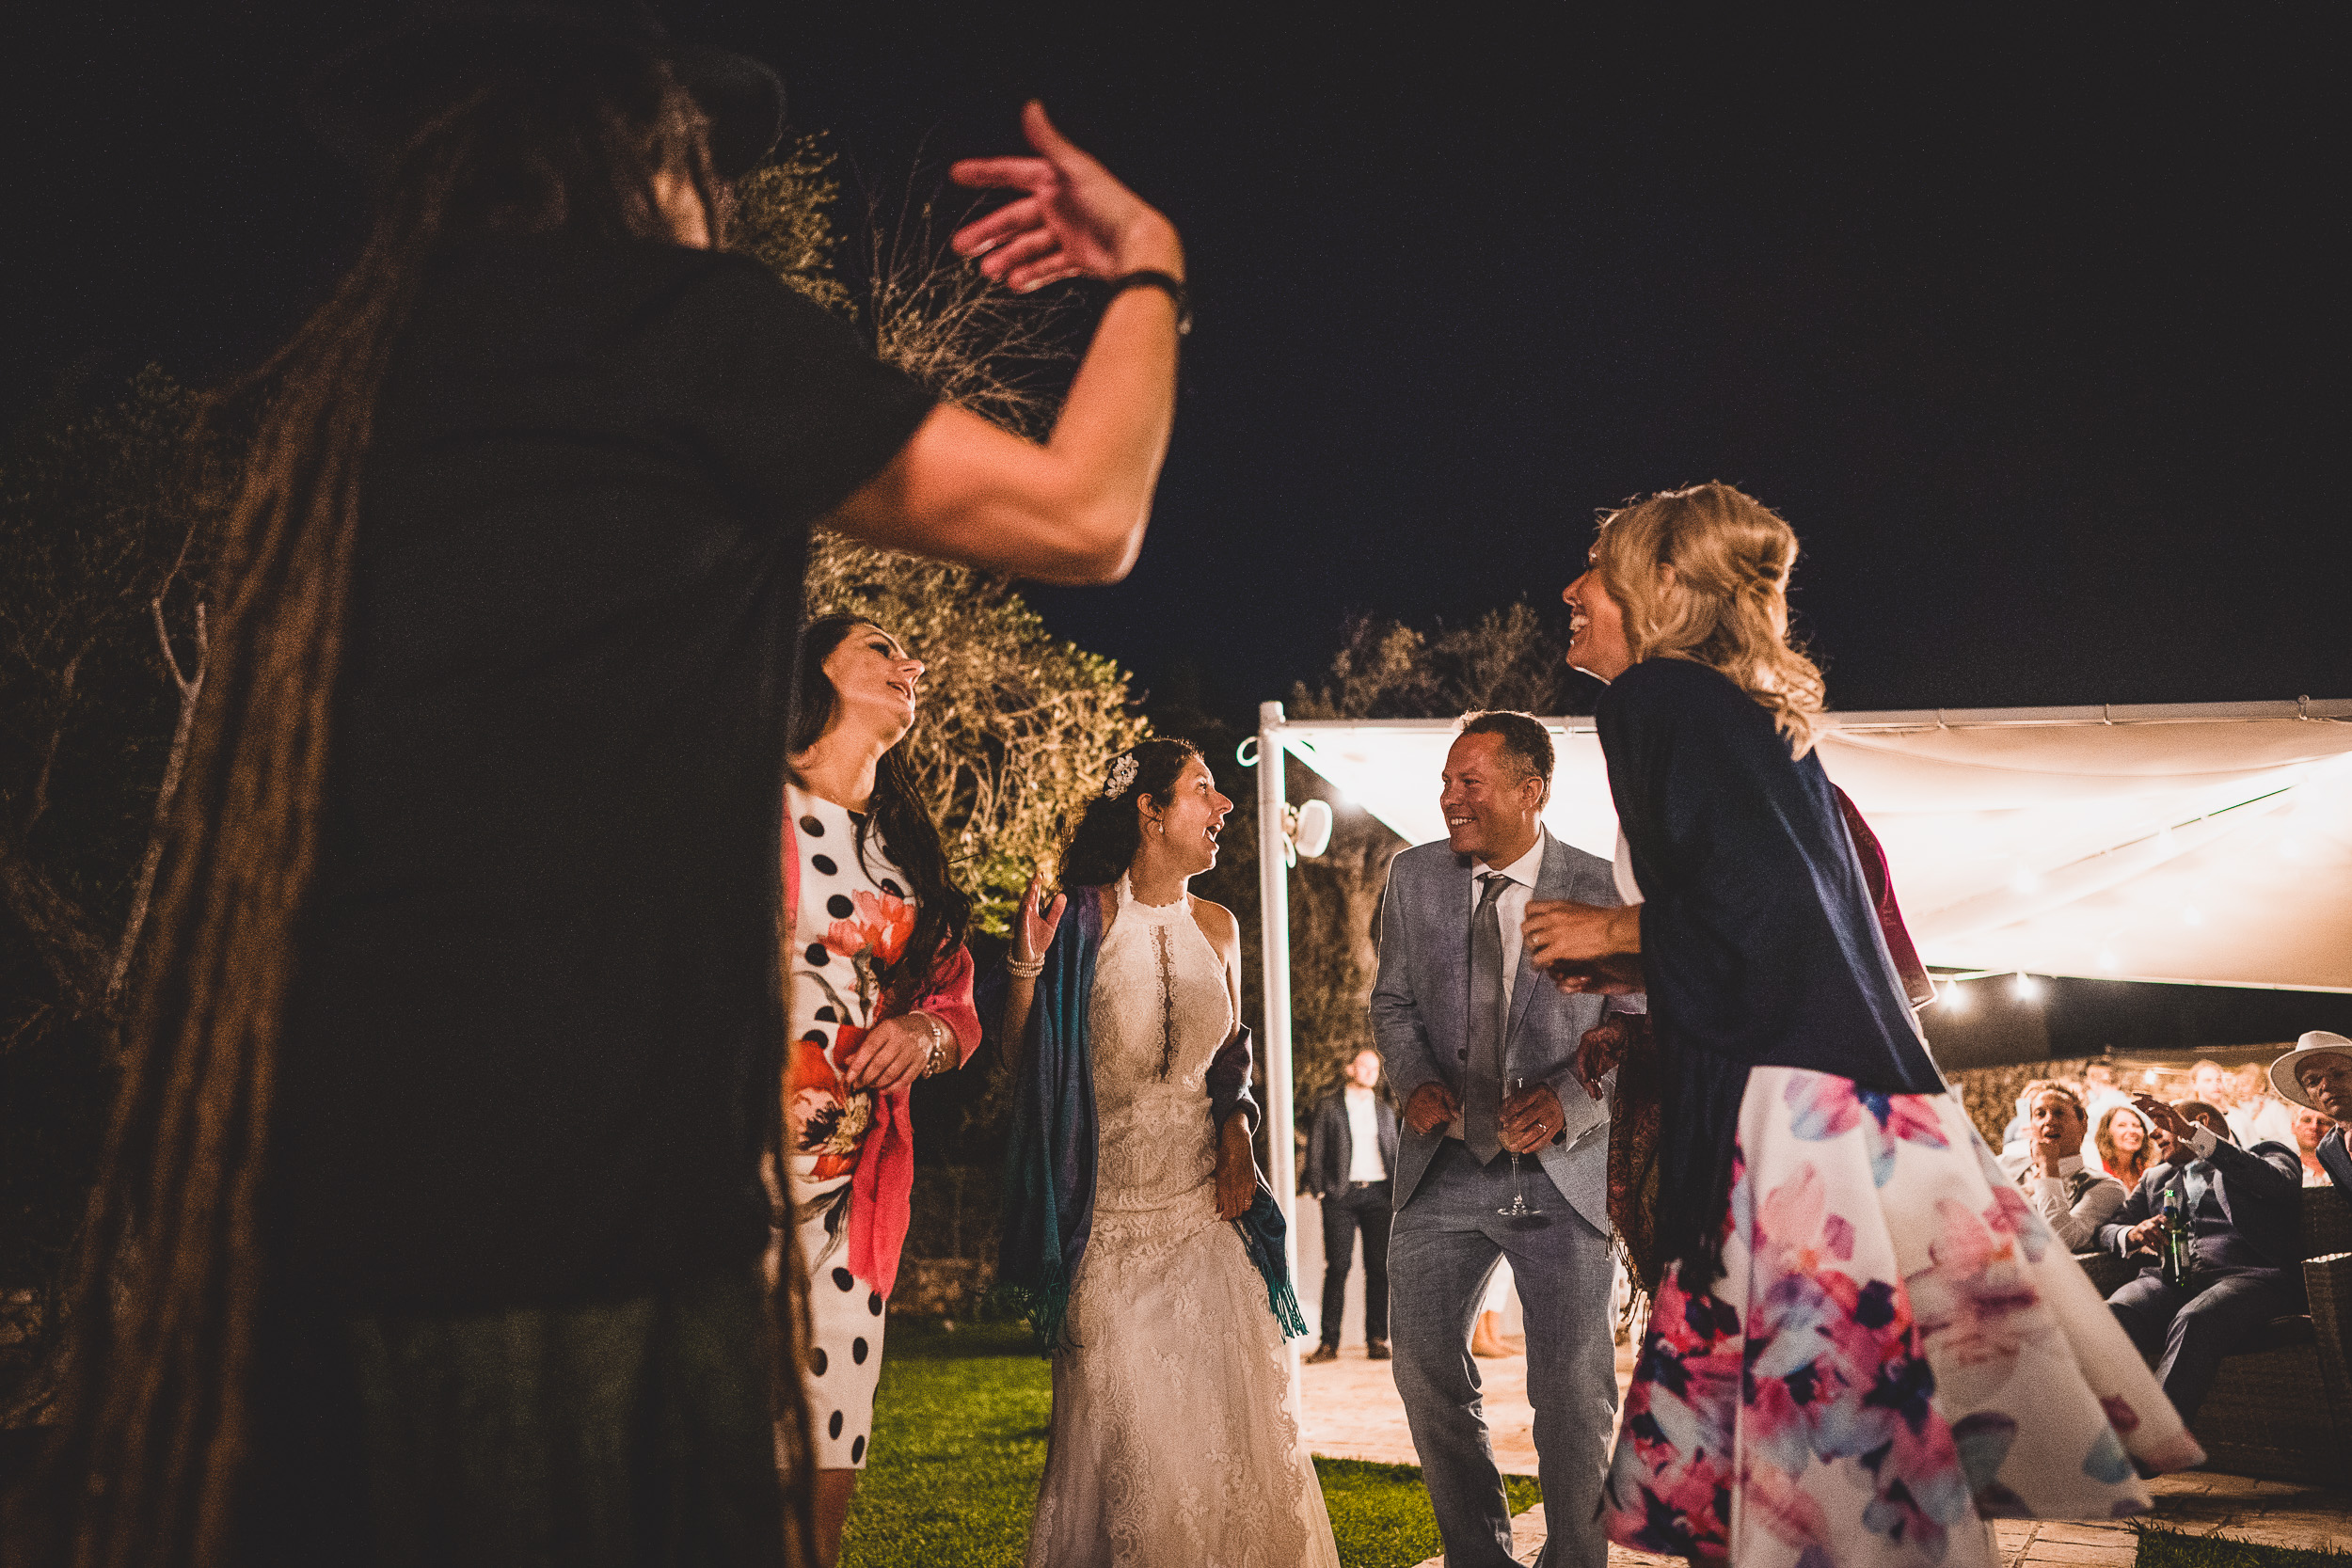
[737,138,1145,934]
[0,369,227,1417]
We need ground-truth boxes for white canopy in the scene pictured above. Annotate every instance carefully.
[1274,698,2352,993]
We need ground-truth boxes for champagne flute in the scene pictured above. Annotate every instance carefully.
[1499,1075,1540,1217]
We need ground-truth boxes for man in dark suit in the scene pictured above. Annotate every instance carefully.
[2270,1031,2352,1198]
[2098,1093,2303,1431]
[1371,711,1629,1568]
[1303,1048,1403,1363]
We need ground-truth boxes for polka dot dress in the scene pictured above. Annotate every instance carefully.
[785,784,915,1470]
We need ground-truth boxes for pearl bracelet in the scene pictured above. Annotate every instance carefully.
[1005,953,1046,978]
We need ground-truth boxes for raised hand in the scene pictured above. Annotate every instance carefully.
[951,101,1184,293]
[2133,1093,2201,1153]
[1015,869,1067,970]
[1573,1013,1648,1101]
[1523,899,1641,973]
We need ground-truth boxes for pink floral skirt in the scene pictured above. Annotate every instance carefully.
[1600,1067,2204,1568]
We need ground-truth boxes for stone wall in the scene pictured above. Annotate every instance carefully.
[890,1164,1002,1318]
[1947,1056,2104,1148]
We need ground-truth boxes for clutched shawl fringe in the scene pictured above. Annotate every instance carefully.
[989,883,1305,1350]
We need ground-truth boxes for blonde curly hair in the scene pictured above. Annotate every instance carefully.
[1590,482,1828,756]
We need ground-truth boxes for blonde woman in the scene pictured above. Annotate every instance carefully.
[2095,1102,2154,1187]
[1524,483,2203,1568]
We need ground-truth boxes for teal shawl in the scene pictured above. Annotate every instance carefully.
[992,883,1305,1350]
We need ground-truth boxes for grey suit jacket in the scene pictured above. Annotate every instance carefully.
[1369,830,1620,1229]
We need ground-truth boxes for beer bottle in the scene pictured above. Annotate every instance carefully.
[2159,1183,2191,1289]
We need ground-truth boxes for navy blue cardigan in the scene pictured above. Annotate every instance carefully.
[1597,658,1945,1283]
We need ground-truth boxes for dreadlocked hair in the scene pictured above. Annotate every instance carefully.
[24,40,806,1568]
[790,615,973,1011]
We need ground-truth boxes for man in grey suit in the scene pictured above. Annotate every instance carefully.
[1371,710,1627,1568]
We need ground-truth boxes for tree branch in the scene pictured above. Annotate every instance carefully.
[107,596,208,1005]
[0,835,114,1014]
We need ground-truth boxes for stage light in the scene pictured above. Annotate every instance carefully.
[1293,799,1334,859]
[1941,979,1970,1012]
[2013,974,2042,1001]
[1277,799,1335,866]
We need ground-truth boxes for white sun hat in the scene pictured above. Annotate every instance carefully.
[2268,1031,2352,1111]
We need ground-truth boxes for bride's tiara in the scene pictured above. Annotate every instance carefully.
[1100,752,1139,800]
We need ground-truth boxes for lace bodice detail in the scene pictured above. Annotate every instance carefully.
[1025,879,1337,1567]
[1088,881,1235,1224]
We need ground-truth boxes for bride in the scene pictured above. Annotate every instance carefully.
[996,738,1340,1566]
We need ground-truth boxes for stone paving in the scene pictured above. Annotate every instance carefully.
[1391,1478,2352,1568]
[1295,1196,2352,1566]
[2142,1470,2352,1554]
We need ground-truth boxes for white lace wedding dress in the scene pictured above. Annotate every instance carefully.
[1025,882,1339,1568]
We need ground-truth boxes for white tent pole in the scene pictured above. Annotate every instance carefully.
[1253,701,1300,1391]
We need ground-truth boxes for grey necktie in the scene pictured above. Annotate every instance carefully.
[1465,872,1508,1163]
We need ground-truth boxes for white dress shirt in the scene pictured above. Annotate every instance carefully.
[1995,1148,2128,1253]
[1344,1085,1388,1181]
[1470,838,1547,1013]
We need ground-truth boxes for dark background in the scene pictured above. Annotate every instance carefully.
[6,4,2346,1065]
[8,5,2346,716]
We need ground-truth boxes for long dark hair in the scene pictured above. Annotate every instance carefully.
[789,615,971,1007]
[31,40,775,1568]
[1060,738,1203,889]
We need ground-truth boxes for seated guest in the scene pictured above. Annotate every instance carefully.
[2097,1095,2303,1432]
[2082,1062,2131,1117]
[2269,1031,2352,1194]
[2228,1061,2299,1149]
[2094,1102,2154,1189]
[1997,1084,2127,1249]
[2291,1106,2335,1186]
[1999,1077,2063,1156]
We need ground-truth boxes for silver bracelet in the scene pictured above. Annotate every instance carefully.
[915,1012,953,1076]
[1005,953,1046,978]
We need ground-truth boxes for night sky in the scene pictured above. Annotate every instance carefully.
[8,6,2346,718]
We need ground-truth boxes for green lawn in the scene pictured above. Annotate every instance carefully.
[2137,1528,2352,1568]
[841,1319,1539,1568]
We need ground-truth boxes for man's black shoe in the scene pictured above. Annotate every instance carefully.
[1305,1343,1340,1364]
[1366,1339,1392,1360]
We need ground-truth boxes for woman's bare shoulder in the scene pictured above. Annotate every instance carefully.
[1191,896,1239,944]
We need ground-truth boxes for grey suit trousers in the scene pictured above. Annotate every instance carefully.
[1390,1141,1616,1568]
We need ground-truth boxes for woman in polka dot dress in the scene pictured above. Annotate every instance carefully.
[782,614,981,1565]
